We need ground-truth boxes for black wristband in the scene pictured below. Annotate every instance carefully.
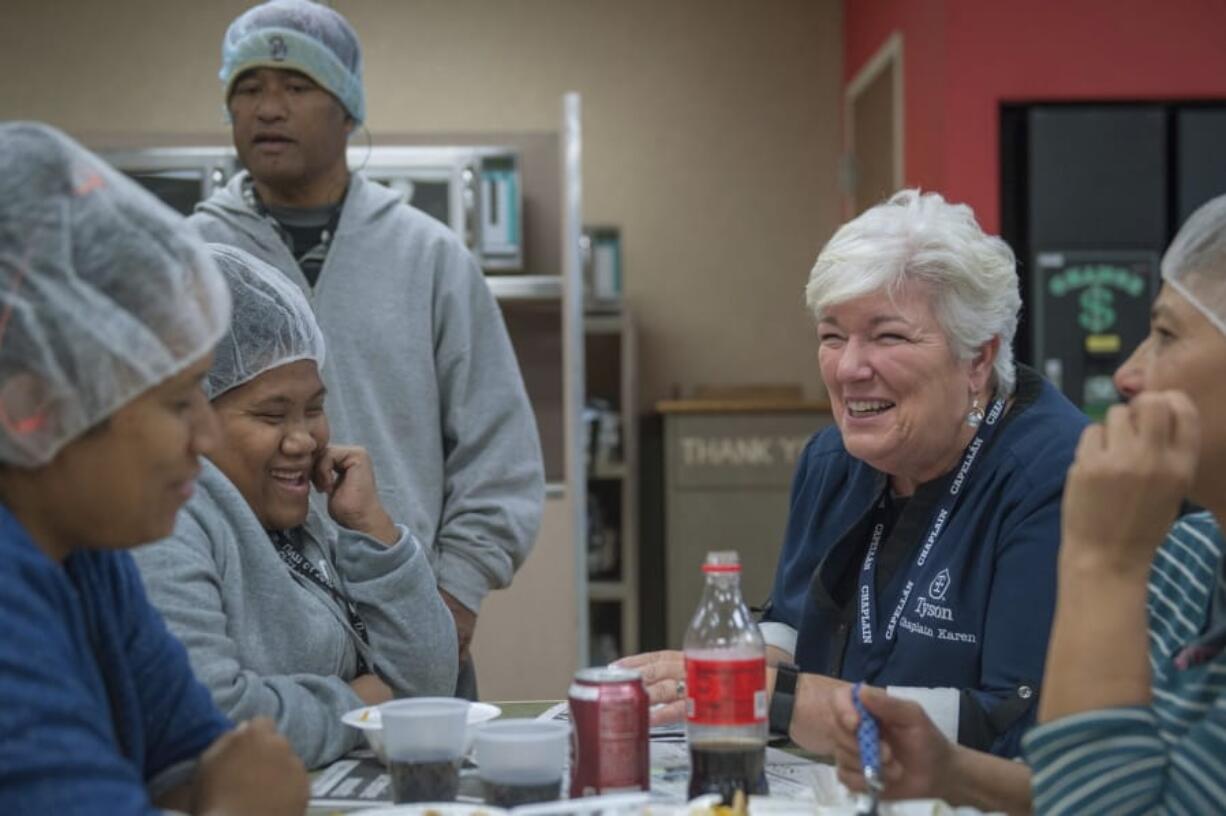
[768,662,799,737]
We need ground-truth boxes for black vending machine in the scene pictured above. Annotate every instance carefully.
[1031,250,1157,419]
[1002,103,1226,417]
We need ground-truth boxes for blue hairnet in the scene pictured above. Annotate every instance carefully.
[0,123,231,467]
[205,243,326,400]
[220,0,365,122]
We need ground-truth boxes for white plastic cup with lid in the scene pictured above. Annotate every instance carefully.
[381,697,470,803]
[474,720,570,807]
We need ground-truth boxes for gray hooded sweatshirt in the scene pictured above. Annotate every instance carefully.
[188,173,544,613]
[132,459,458,769]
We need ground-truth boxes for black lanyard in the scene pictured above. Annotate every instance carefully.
[857,397,1007,647]
[270,531,371,674]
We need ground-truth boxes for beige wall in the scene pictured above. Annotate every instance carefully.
[0,0,842,409]
[471,495,577,700]
[0,0,842,697]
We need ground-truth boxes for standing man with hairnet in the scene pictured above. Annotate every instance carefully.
[190,0,544,698]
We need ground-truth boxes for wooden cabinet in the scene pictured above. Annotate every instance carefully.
[641,401,833,651]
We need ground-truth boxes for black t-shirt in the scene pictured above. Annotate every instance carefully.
[265,202,339,288]
[829,491,910,605]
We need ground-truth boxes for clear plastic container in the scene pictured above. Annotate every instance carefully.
[474,720,570,807]
[381,697,470,803]
[382,697,470,762]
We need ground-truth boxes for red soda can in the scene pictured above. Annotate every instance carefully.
[568,667,650,797]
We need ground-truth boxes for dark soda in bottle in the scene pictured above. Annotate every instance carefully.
[683,551,769,803]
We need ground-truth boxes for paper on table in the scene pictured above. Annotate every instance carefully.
[310,755,491,810]
[309,751,394,807]
[536,700,568,722]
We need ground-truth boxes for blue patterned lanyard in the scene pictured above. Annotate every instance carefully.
[856,397,1006,646]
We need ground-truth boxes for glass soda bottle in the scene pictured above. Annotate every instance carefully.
[683,550,769,803]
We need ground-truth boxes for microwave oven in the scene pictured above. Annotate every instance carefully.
[100,145,523,271]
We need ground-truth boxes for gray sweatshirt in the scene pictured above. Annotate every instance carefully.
[132,459,458,769]
[189,173,545,613]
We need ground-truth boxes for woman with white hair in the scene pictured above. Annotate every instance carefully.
[132,243,458,770]
[0,123,307,814]
[622,190,1086,759]
[829,192,1226,814]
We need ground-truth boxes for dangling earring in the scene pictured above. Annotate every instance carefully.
[966,396,985,429]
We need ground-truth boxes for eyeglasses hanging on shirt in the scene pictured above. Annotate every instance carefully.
[242,176,346,288]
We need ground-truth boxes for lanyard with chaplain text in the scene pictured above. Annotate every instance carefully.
[856,397,1006,648]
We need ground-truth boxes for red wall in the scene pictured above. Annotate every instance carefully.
[844,0,1226,233]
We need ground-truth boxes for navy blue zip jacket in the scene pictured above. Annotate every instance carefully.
[762,366,1087,757]
[0,504,231,813]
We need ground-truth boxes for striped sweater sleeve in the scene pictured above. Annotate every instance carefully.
[1024,704,1226,814]
[1023,514,1226,814]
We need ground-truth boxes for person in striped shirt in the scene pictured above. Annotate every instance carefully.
[827,192,1226,815]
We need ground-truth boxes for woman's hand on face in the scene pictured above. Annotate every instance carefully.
[313,445,399,546]
[831,684,953,802]
[1061,391,1200,572]
[194,718,309,816]
[613,650,687,725]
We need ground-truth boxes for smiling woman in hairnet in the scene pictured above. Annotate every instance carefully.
[131,243,458,770]
[0,123,308,815]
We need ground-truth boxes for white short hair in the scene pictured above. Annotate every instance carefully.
[805,189,1021,398]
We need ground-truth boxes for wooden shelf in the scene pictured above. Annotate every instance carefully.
[590,463,626,480]
[486,274,563,300]
[584,313,625,334]
[589,581,630,601]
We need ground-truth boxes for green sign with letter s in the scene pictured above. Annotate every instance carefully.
[1047,264,1147,333]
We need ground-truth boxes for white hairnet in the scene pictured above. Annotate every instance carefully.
[1162,193,1226,338]
[0,123,231,468]
[221,0,365,122]
[205,243,326,400]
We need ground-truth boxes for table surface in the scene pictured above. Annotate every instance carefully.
[486,700,557,719]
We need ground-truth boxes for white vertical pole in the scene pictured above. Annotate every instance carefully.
[561,92,589,668]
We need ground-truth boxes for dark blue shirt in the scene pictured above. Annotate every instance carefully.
[0,504,231,813]
[763,367,1087,756]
